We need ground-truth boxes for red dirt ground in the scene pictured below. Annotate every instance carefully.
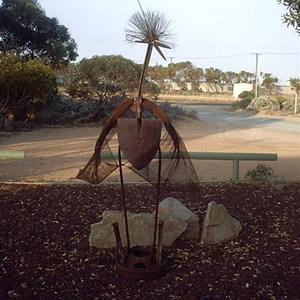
[0,182,299,299]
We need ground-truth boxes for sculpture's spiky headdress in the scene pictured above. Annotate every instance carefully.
[126,6,173,59]
[126,1,173,98]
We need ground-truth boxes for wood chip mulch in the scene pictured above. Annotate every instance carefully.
[0,182,299,299]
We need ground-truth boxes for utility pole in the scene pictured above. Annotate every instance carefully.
[294,89,298,114]
[168,57,175,92]
[251,53,261,98]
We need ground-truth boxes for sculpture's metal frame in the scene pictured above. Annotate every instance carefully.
[77,1,198,280]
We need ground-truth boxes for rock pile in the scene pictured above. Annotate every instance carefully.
[89,197,199,248]
[89,198,242,249]
[246,95,297,113]
[247,96,281,112]
[89,210,187,248]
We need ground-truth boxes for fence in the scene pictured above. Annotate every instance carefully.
[0,150,277,182]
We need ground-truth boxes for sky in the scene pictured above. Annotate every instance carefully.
[38,0,300,85]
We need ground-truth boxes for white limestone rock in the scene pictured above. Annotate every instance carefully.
[201,201,242,244]
[89,210,187,249]
[158,197,200,240]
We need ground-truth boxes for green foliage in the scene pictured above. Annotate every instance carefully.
[158,101,197,121]
[237,71,255,84]
[261,73,279,94]
[143,81,161,98]
[275,95,288,104]
[169,61,204,91]
[0,54,57,119]
[277,0,300,35]
[238,90,255,100]
[245,164,274,181]
[55,63,76,91]
[148,64,169,91]
[68,55,140,121]
[289,77,300,93]
[68,55,140,100]
[233,91,255,110]
[204,67,223,93]
[159,101,184,121]
[203,68,253,93]
[0,0,78,68]
[149,64,255,94]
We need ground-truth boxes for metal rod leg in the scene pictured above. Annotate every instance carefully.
[113,222,124,264]
[157,221,164,264]
[152,147,162,259]
[118,146,130,251]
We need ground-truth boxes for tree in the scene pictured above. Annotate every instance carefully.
[172,62,188,90]
[223,71,238,85]
[237,71,255,84]
[0,0,78,67]
[261,73,279,94]
[0,54,57,119]
[277,0,300,35]
[184,66,204,92]
[289,77,300,92]
[204,68,224,93]
[143,81,161,99]
[289,77,300,112]
[171,61,196,91]
[148,64,168,91]
[165,63,177,91]
[68,55,140,120]
[55,63,76,91]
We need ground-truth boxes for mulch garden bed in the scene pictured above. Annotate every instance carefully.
[0,182,299,299]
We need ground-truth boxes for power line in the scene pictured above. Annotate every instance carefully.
[260,52,300,55]
[169,53,250,60]
[168,52,300,61]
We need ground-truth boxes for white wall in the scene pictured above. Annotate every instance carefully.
[233,83,253,99]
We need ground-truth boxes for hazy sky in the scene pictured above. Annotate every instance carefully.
[39,0,300,84]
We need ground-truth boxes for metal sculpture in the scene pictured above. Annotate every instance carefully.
[77,1,198,280]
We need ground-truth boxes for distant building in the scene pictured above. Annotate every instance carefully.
[233,83,253,99]
[276,85,296,95]
[256,85,295,96]
[167,81,233,93]
[163,80,295,97]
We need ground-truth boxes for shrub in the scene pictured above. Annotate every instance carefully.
[232,90,255,110]
[244,164,274,181]
[158,101,197,121]
[0,54,57,120]
[247,96,281,112]
[275,95,288,109]
[238,90,255,100]
[143,81,161,99]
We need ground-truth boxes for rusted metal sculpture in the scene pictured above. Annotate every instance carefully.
[77,1,198,280]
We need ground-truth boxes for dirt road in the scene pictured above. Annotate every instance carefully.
[0,114,299,183]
